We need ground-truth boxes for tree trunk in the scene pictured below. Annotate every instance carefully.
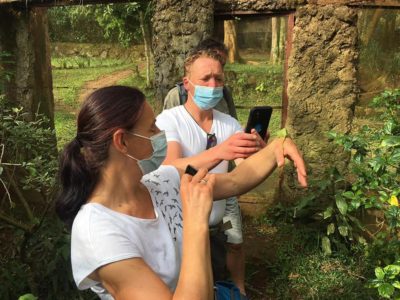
[224,20,242,64]
[363,8,384,45]
[0,7,55,126]
[139,10,151,88]
[270,17,280,64]
[278,17,286,62]
[152,0,214,103]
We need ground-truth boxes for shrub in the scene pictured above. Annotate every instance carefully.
[287,89,399,297]
[0,97,86,299]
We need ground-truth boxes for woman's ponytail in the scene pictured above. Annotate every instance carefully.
[55,86,145,228]
[55,137,97,228]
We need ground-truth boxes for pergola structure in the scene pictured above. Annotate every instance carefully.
[0,0,398,201]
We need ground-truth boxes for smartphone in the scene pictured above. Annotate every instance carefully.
[185,165,198,176]
[244,106,273,139]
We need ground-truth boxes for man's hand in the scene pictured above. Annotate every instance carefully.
[212,132,260,161]
[250,128,269,149]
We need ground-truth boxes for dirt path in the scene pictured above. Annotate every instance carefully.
[77,68,134,103]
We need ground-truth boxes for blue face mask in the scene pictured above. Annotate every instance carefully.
[125,131,167,176]
[188,80,223,110]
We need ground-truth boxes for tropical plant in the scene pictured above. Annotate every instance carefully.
[370,260,400,299]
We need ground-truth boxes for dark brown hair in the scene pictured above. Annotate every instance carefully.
[55,86,145,228]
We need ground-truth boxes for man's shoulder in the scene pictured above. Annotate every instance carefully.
[157,105,185,125]
[214,109,239,124]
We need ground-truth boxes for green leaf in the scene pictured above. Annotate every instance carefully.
[338,225,349,237]
[378,283,394,298]
[327,223,335,235]
[358,236,367,245]
[342,191,355,199]
[322,236,332,256]
[384,265,400,277]
[375,267,385,280]
[323,206,333,219]
[336,195,348,215]
[381,136,400,148]
[393,281,400,289]
[0,166,3,176]
[18,294,38,300]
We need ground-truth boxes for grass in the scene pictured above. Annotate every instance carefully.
[53,61,133,109]
[53,58,133,149]
[54,110,77,150]
[244,216,378,299]
[224,62,284,134]
[116,71,162,115]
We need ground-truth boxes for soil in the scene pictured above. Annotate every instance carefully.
[77,68,134,103]
[242,217,277,299]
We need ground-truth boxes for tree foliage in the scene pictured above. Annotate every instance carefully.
[48,2,153,47]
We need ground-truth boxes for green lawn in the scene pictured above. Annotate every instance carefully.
[224,62,284,134]
[53,58,134,149]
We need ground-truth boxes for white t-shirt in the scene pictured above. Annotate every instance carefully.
[71,166,183,299]
[156,106,242,225]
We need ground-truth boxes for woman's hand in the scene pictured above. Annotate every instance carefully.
[273,138,308,187]
[180,168,215,225]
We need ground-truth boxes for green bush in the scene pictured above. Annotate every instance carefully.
[0,97,89,299]
[285,89,399,297]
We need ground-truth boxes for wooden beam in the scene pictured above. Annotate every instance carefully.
[1,0,399,7]
[0,0,144,7]
[215,10,296,19]
[308,0,400,7]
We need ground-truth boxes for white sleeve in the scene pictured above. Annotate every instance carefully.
[156,110,182,143]
[71,211,141,290]
[233,118,244,133]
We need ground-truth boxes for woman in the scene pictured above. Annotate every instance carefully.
[56,86,307,300]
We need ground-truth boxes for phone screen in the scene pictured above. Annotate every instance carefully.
[244,106,273,139]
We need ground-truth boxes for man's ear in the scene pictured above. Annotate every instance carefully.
[112,129,127,154]
[182,77,190,91]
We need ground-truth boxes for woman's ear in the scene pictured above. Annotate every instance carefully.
[112,129,127,154]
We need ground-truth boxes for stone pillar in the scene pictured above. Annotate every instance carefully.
[286,5,358,188]
[0,7,54,125]
[152,0,214,103]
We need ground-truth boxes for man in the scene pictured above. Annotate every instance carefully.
[156,49,267,296]
[163,38,237,119]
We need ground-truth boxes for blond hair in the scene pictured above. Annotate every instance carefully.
[184,49,225,76]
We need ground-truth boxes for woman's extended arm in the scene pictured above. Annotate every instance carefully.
[214,137,307,200]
